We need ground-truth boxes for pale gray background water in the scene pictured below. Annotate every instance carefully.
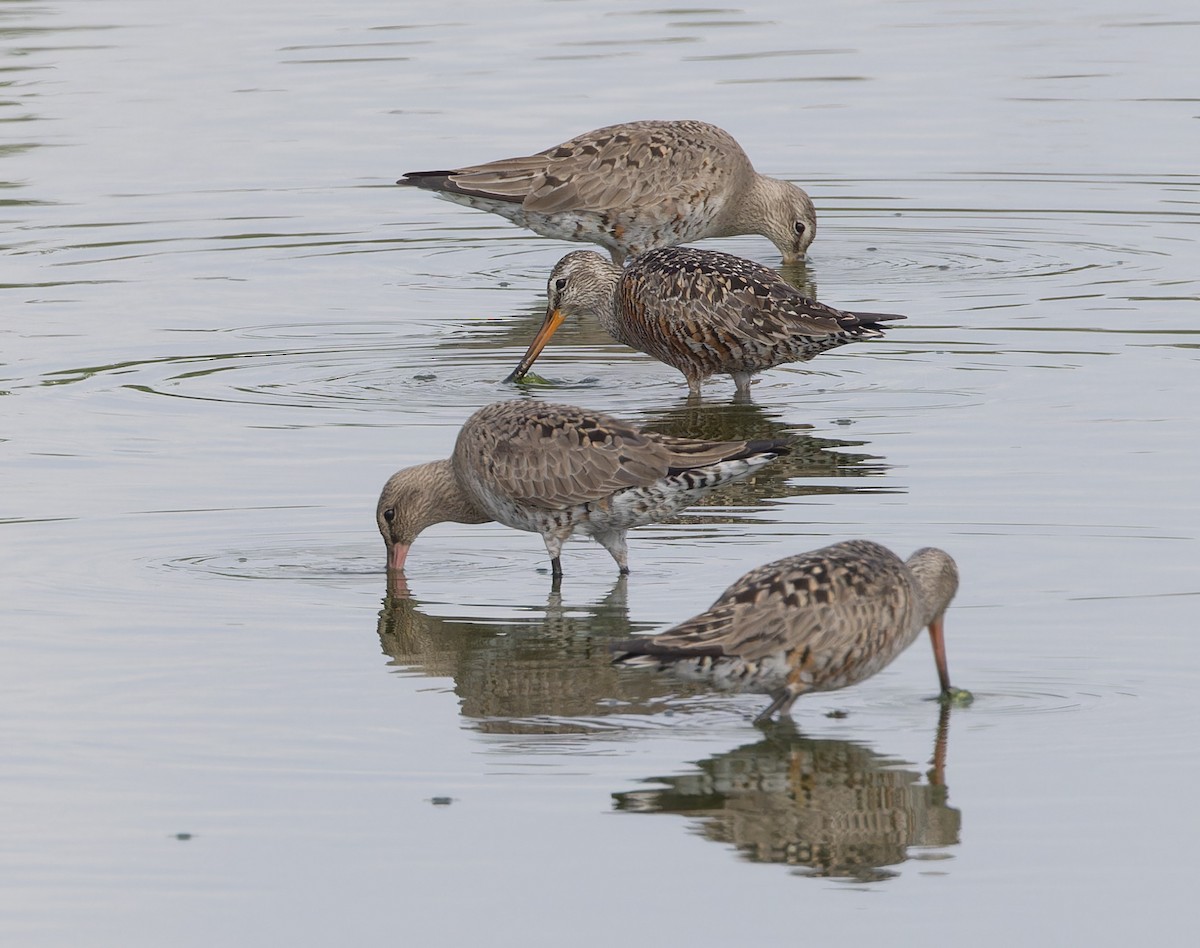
[3,1,1197,945]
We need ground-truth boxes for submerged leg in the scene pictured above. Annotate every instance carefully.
[543,533,567,578]
[753,685,801,726]
[730,371,754,397]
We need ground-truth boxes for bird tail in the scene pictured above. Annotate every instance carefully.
[722,438,793,464]
[662,437,791,475]
[610,638,725,665]
[842,310,906,336]
[396,171,458,190]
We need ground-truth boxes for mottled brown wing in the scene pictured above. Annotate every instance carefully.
[454,400,675,509]
[622,247,848,349]
[634,541,915,663]
[410,154,553,204]
[405,122,750,215]
[644,432,791,471]
[524,121,747,214]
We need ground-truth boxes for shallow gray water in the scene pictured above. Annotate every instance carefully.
[2,1,1198,944]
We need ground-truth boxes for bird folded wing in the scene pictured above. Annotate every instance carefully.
[523,128,737,214]
[459,405,675,509]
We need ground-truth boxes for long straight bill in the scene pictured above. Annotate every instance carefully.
[387,542,410,572]
[928,613,951,695]
[504,307,565,383]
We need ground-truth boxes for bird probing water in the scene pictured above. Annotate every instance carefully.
[376,399,790,579]
[505,247,903,397]
[612,540,966,724]
[398,119,817,264]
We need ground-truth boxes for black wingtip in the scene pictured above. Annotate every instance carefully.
[663,437,791,477]
[743,437,793,459]
[609,638,726,663]
[397,171,458,190]
[851,310,907,326]
[723,437,792,463]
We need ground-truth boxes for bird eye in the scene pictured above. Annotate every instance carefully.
[383,508,395,523]
[554,277,567,292]
[793,222,806,235]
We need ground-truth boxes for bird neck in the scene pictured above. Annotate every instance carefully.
[421,459,492,527]
[589,263,627,339]
[906,548,960,628]
[717,173,775,237]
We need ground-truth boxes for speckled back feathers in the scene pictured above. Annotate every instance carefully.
[399,120,816,263]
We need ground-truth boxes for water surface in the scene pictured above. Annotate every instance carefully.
[2,1,1198,945]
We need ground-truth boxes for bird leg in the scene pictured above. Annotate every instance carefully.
[543,533,567,579]
[731,372,754,397]
[753,685,801,726]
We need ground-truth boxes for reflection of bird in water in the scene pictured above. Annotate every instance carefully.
[613,540,960,724]
[375,577,703,733]
[613,709,961,881]
[398,119,817,264]
[375,399,789,578]
[505,247,902,397]
[776,261,819,300]
[633,397,892,518]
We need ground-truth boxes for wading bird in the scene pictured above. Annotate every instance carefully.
[376,399,790,578]
[612,540,961,723]
[399,119,816,264]
[506,246,903,397]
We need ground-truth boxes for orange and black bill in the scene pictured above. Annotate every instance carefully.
[504,307,565,383]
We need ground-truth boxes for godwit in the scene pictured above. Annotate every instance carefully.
[398,119,816,264]
[375,399,790,578]
[611,540,961,724]
[505,246,903,397]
